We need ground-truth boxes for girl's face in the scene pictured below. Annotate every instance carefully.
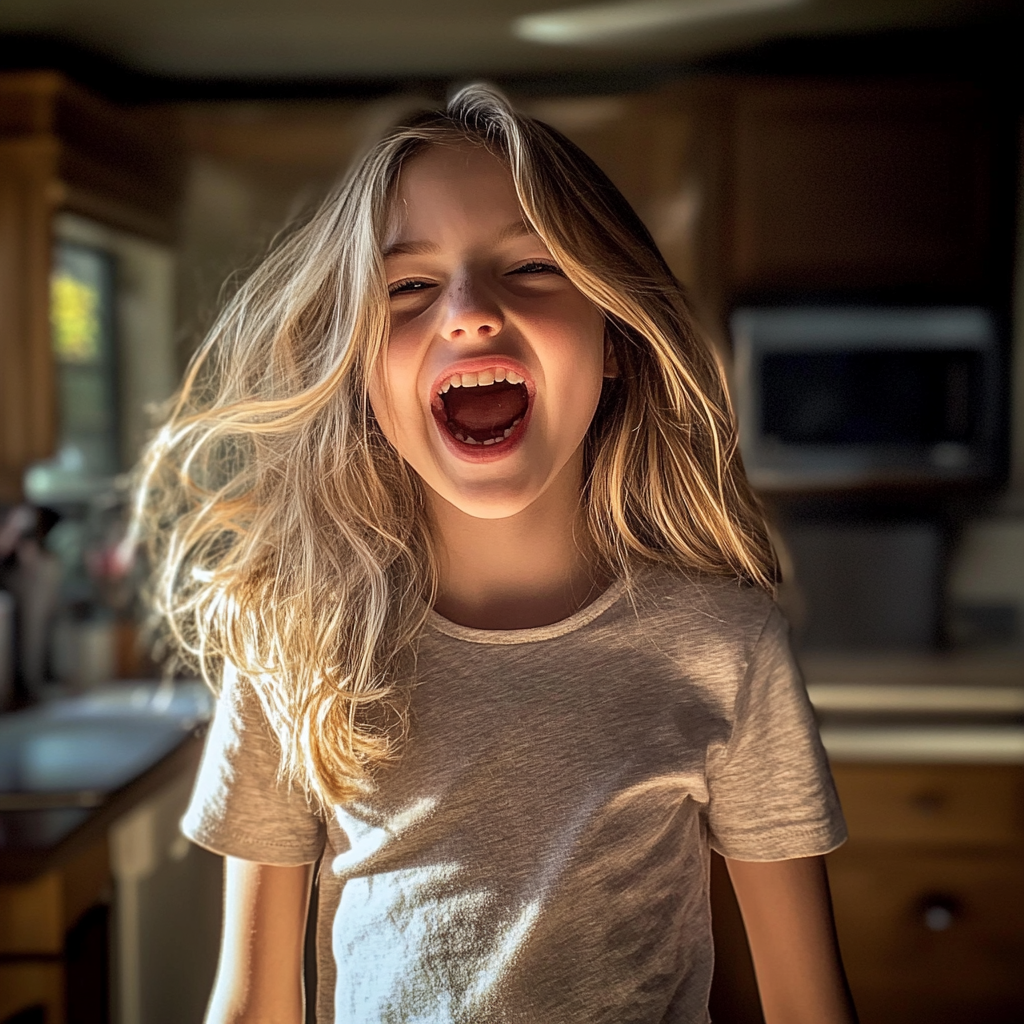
[369,143,614,520]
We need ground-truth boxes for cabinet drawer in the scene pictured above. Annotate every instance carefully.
[0,873,63,955]
[828,848,1024,1024]
[0,962,64,1024]
[832,763,1024,846]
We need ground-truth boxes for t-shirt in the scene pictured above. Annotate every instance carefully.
[182,566,846,1024]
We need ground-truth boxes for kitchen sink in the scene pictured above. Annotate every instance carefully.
[0,681,212,808]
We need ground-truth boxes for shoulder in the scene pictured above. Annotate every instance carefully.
[629,563,776,648]
[619,563,785,691]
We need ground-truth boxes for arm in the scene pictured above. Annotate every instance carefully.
[725,854,858,1024]
[205,857,313,1024]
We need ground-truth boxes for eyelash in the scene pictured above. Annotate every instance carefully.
[388,278,432,296]
[510,260,563,276]
[387,261,563,297]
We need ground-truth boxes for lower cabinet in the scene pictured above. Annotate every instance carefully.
[710,761,1024,1024]
[108,770,222,1024]
[0,841,109,1024]
[0,771,222,1024]
[0,964,63,1024]
[828,763,1024,1024]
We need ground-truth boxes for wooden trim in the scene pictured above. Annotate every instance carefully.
[0,137,59,492]
[0,71,61,136]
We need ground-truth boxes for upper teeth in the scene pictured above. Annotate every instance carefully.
[439,368,525,394]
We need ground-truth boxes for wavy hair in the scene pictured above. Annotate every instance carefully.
[133,84,776,807]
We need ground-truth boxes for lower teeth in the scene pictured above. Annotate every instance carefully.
[451,417,522,447]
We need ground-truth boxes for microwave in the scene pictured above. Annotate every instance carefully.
[730,306,1003,491]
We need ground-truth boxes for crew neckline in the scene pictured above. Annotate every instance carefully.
[427,576,627,645]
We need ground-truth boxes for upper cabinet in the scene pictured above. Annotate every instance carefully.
[534,77,1011,345]
[728,81,1003,300]
[0,72,183,503]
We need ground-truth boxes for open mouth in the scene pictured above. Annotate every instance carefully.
[435,367,530,448]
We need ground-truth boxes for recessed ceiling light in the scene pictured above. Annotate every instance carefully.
[514,0,807,45]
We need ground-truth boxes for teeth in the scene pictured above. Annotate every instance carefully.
[451,417,524,447]
[437,367,526,394]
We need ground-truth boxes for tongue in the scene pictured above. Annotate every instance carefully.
[443,381,528,441]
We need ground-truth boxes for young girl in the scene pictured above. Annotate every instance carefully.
[137,85,856,1024]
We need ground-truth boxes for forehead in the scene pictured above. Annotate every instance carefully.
[385,143,528,246]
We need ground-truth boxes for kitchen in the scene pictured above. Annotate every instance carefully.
[0,2,1022,1023]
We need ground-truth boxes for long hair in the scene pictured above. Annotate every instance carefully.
[133,84,776,808]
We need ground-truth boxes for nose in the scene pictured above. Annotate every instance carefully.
[440,273,503,342]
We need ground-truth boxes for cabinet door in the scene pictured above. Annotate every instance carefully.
[828,847,1024,1024]
[833,762,1024,847]
[0,137,57,502]
[731,83,998,296]
[0,963,64,1024]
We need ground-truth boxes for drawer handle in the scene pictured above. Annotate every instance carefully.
[920,896,959,932]
[909,790,948,816]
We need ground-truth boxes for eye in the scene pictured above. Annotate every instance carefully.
[388,278,436,297]
[508,260,564,277]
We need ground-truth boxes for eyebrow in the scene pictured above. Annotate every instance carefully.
[381,220,538,259]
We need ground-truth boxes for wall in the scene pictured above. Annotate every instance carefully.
[171,86,719,364]
[945,122,1024,648]
[174,97,432,362]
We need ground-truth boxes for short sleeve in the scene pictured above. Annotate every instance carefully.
[181,665,326,864]
[706,606,847,861]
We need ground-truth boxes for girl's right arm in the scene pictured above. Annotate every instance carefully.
[205,857,314,1024]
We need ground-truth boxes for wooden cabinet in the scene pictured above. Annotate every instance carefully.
[530,77,1009,345]
[829,763,1024,1024]
[709,761,1024,1024]
[729,82,1001,299]
[0,72,182,503]
[0,839,110,1024]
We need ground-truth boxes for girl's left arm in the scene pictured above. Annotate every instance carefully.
[724,854,858,1024]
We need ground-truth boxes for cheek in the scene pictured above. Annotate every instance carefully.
[366,343,445,495]
[367,330,429,449]
[567,305,608,387]
[539,321,607,448]
[366,356,405,446]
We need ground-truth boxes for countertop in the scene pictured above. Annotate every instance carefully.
[2,655,1020,882]
[0,681,211,882]
[801,652,1024,764]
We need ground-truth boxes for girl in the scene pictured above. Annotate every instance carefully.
[136,85,856,1024]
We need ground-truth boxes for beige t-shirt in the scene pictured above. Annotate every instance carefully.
[182,566,846,1024]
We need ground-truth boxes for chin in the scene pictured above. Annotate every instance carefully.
[428,469,550,521]
[438,486,543,521]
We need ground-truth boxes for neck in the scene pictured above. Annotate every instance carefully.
[426,456,610,630]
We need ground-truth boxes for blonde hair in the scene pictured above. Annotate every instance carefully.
[133,84,776,807]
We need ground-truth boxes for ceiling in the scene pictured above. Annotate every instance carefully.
[0,0,1017,84]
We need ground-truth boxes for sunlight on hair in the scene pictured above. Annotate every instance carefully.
[132,84,776,808]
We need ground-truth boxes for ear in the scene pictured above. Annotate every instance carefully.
[602,329,620,379]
